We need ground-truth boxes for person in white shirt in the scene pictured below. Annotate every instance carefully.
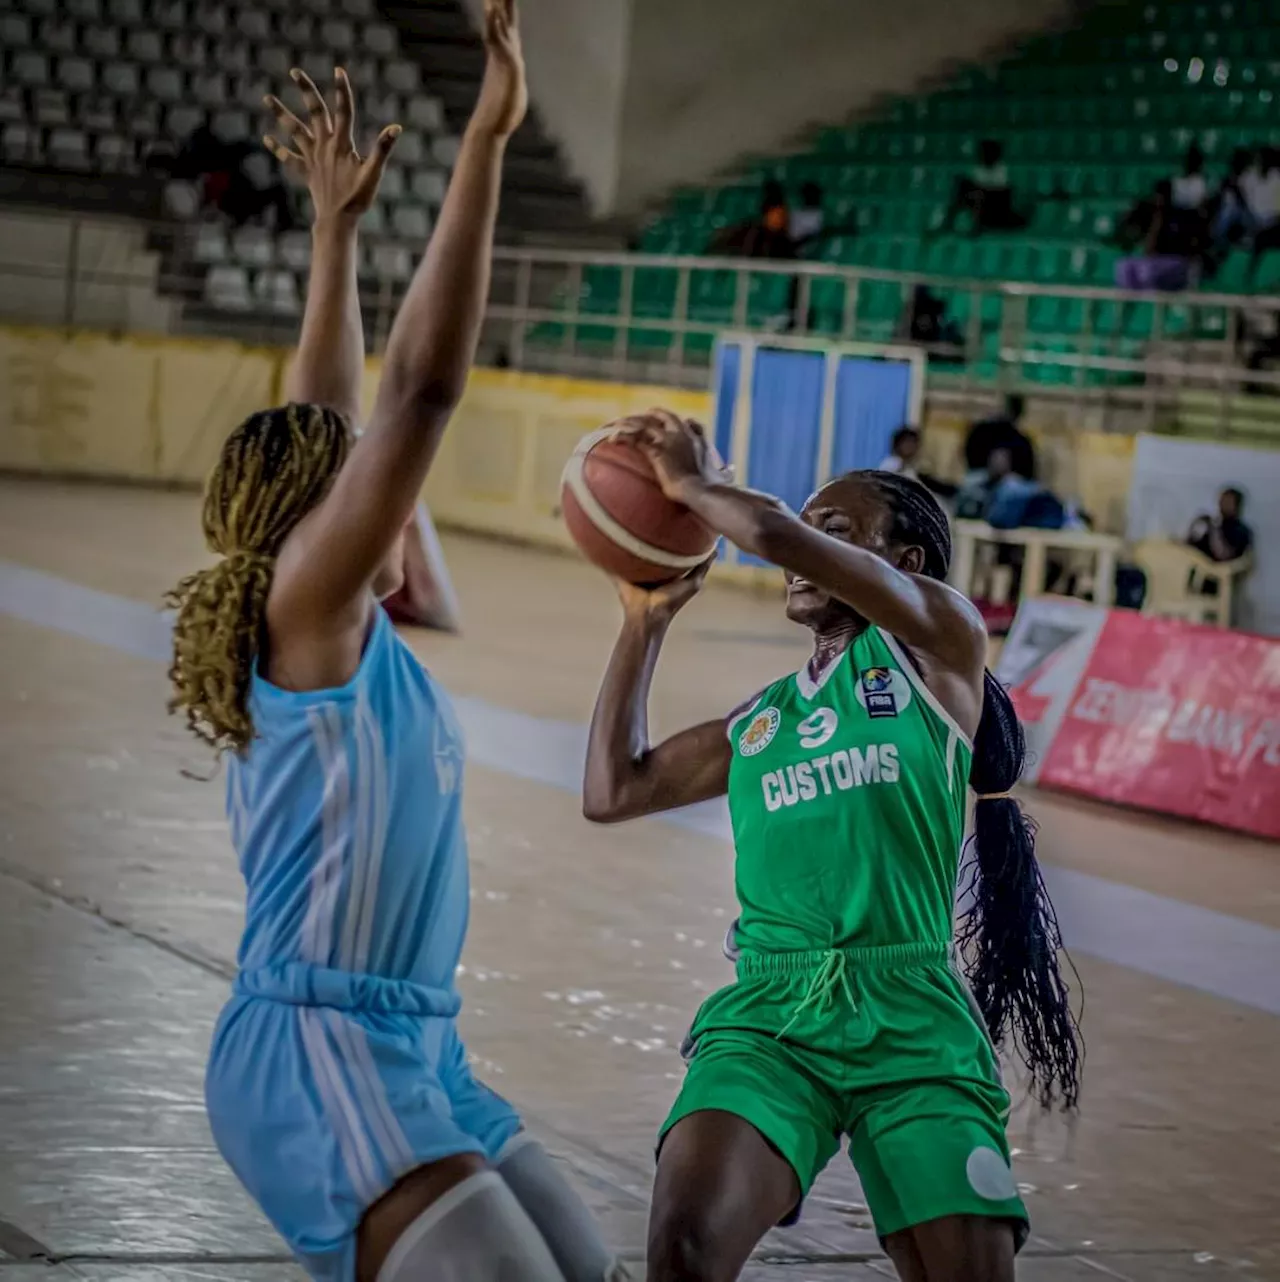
[1171,144,1209,211]
[879,426,922,479]
[1244,146,1280,280]
[939,139,1028,234]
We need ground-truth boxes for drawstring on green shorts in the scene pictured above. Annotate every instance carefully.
[777,948,859,1040]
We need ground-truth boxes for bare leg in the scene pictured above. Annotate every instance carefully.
[647,1109,800,1282]
[886,1215,1016,1282]
[355,1152,488,1282]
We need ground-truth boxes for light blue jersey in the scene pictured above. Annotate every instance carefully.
[206,607,520,1282]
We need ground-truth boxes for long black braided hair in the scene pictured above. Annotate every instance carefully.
[859,468,1082,1111]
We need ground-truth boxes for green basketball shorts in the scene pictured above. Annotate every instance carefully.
[660,941,1028,1245]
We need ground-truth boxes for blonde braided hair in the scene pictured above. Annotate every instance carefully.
[166,403,353,753]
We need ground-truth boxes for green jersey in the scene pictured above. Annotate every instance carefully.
[727,626,972,952]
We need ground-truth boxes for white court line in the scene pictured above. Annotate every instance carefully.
[2,558,1279,1017]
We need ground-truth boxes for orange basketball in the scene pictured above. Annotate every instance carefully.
[560,428,718,586]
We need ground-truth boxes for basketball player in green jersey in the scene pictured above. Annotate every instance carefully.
[583,410,1080,1282]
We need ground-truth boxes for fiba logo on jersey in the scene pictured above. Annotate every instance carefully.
[738,706,781,756]
[857,667,911,720]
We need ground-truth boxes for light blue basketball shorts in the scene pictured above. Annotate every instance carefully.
[205,965,521,1282]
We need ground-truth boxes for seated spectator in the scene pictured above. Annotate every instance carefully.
[1114,179,1203,292]
[963,393,1036,480]
[1172,143,1209,213]
[709,180,794,260]
[956,446,1065,529]
[789,181,826,252]
[939,140,1029,235]
[1188,487,1253,562]
[1244,147,1280,280]
[1210,146,1257,251]
[879,426,922,478]
[898,284,964,360]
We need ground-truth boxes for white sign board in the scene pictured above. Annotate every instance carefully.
[1127,434,1279,635]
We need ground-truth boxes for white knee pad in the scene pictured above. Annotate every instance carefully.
[496,1135,629,1282]
[377,1170,566,1282]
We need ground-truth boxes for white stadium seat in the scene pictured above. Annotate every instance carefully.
[406,96,442,132]
[233,73,270,110]
[38,18,77,54]
[2,122,37,163]
[127,29,164,62]
[171,32,211,68]
[101,62,139,96]
[108,0,143,25]
[378,165,405,201]
[58,58,96,94]
[48,126,90,169]
[25,0,56,16]
[345,56,377,89]
[152,0,187,29]
[340,0,373,18]
[320,18,353,49]
[12,52,50,88]
[196,5,228,37]
[84,26,121,58]
[236,9,271,41]
[193,222,229,265]
[277,229,311,271]
[254,268,300,316]
[234,225,276,270]
[216,38,251,74]
[391,203,430,241]
[410,168,446,205]
[385,60,419,95]
[363,89,399,124]
[205,264,252,311]
[81,96,118,132]
[431,136,459,167]
[364,22,395,55]
[65,0,103,21]
[146,66,184,103]
[0,88,24,123]
[360,201,387,237]
[0,13,31,45]
[33,88,71,125]
[211,108,249,141]
[392,128,423,165]
[192,72,228,108]
[165,103,205,138]
[258,45,291,78]
[299,50,330,82]
[96,132,135,171]
[280,14,314,45]
[370,241,412,282]
[163,178,200,217]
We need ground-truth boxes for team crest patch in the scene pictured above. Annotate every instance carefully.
[738,706,781,756]
[858,666,910,719]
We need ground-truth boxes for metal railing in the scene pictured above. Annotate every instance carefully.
[4,207,1280,437]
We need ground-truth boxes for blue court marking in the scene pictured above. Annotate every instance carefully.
[2,558,1278,1017]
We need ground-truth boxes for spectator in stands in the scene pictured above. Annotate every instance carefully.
[709,179,794,260]
[1208,146,1257,266]
[898,284,964,360]
[878,426,922,478]
[1113,179,1202,293]
[1172,143,1209,213]
[964,393,1036,480]
[789,181,826,253]
[939,139,1028,235]
[1188,487,1253,563]
[1245,147,1280,280]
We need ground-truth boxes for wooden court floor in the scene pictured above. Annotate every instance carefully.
[0,476,1277,1281]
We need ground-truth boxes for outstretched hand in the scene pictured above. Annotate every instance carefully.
[614,556,714,623]
[264,68,400,224]
[473,0,527,139]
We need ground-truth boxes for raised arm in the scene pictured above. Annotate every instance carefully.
[266,69,399,422]
[271,0,526,626]
[583,568,733,824]
[622,412,986,682]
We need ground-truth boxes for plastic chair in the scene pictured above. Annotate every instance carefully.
[1132,539,1252,626]
[205,264,252,311]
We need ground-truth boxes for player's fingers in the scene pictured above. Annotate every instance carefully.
[290,68,332,137]
[332,67,356,148]
[264,96,313,147]
[262,135,306,176]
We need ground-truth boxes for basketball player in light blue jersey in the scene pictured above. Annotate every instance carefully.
[166,7,625,1280]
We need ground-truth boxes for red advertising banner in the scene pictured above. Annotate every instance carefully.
[1038,611,1280,839]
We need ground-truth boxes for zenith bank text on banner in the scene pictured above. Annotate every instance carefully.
[995,604,1280,840]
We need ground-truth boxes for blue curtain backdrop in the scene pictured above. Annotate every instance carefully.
[830,357,914,474]
[712,342,740,465]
